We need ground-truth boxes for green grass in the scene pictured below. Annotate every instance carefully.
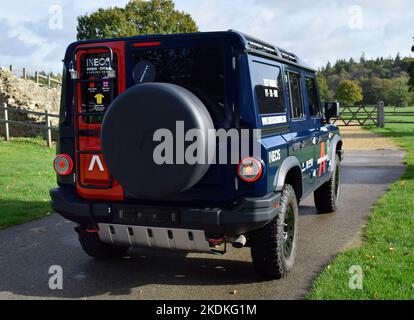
[0,138,56,230]
[308,123,414,300]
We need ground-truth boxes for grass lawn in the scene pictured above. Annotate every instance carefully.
[0,138,56,230]
[308,123,414,300]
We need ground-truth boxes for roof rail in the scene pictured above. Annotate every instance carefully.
[228,29,299,63]
[227,29,314,71]
[279,49,299,63]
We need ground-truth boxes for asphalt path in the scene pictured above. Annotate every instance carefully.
[0,149,406,300]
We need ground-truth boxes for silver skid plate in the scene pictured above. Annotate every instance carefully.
[98,224,211,253]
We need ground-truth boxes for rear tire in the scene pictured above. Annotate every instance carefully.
[77,227,129,260]
[314,154,341,214]
[250,184,299,279]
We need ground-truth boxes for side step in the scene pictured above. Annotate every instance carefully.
[98,223,211,253]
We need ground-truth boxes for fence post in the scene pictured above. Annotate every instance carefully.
[377,101,385,128]
[35,71,39,84]
[45,111,52,148]
[9,65,13,73]
[47,75,51,87]
[22,68,27,79]
[3,103,10,141]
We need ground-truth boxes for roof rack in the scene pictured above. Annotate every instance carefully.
[228,29,300,64]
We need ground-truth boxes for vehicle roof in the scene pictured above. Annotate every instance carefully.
[66,30,316,72]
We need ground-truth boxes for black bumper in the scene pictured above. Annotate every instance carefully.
[50,188,281,236]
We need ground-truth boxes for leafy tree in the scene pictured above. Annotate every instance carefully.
[334,80,363,106]
[360,77,384,105]
[409,61,414,92]
[383,78,409,107]
[316,73,329,104]
[77,0,198,40]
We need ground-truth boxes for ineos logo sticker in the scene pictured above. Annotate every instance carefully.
[89,155,104,172]
[86,57,111,68]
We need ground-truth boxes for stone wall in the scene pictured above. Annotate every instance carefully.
[0,69,61,138]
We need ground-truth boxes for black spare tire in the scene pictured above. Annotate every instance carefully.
[101,83,215,198]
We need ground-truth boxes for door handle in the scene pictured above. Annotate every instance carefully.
[292,141,305,151]
[312,136,321,145]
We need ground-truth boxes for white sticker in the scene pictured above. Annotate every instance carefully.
[264,79,277,88]
[262,115,287,126]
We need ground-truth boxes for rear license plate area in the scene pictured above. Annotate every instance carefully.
[112,205,180,227]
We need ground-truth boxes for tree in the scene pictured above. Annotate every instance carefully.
[334,80,363,106]
[409,61,414,92]
[317,73,329,103]
[383,77,409,108]
[77,0,198,40]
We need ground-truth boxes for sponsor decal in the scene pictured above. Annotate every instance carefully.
[89,155,105,172]
[302,159,314,172]
[269,149,281,164]
[262,115,287,126]
[94,93,105,105]
[318,142,327,177]
[263,78,279,98]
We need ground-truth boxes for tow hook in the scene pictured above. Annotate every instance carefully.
[232,235,247,249]
[74,226,99,234]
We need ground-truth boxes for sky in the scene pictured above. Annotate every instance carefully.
[0,0,413,73]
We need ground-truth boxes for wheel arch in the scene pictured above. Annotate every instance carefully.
[274,156,303,201]
[329,135,343,173]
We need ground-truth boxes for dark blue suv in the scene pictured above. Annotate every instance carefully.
[50,30,343,279]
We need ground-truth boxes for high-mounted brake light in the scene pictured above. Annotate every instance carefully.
[53,154,73,176]
[237,157,263,183]
[132,41,161,48]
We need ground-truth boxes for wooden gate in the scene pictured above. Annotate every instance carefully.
[333,105,378,126]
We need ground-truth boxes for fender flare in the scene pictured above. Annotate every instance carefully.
[329,135,343,173]
[273,156,302,192]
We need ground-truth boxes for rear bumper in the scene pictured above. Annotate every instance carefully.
[50,188,281,236]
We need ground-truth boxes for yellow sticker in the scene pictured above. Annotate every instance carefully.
[94,93,105,105]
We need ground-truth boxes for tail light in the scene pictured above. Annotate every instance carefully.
[237,157,263,183]
[53,154,74,176]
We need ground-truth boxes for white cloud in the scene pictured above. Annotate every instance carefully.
[0,0,412,73]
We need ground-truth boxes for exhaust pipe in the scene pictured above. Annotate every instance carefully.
[232,235,247,249]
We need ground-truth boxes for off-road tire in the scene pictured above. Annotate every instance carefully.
[314,154,341,214]
[250,184,299,279]
[77,228,129,260]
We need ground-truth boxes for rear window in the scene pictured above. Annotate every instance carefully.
[250,61,286,115]
[305,76,320,117]
[132,47,225,122]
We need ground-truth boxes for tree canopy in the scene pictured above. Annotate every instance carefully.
[334,80,363,106]
[77,0,199,40]
[320,54,414,106]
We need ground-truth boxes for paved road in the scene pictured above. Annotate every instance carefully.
[0,150,406,300]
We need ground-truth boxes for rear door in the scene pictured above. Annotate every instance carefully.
[304,74,330,182]
[285,67,316,193]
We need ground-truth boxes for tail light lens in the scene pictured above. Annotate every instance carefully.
[53,154,74,176]
[237,157,263,183]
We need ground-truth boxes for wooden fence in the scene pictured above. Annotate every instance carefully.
[334,101,414,127]
[1,65,61,88]
[0,103,59,147]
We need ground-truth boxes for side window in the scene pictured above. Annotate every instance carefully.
[286,71,304,119]
[305,76,320,117]
[251,61,286,115]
